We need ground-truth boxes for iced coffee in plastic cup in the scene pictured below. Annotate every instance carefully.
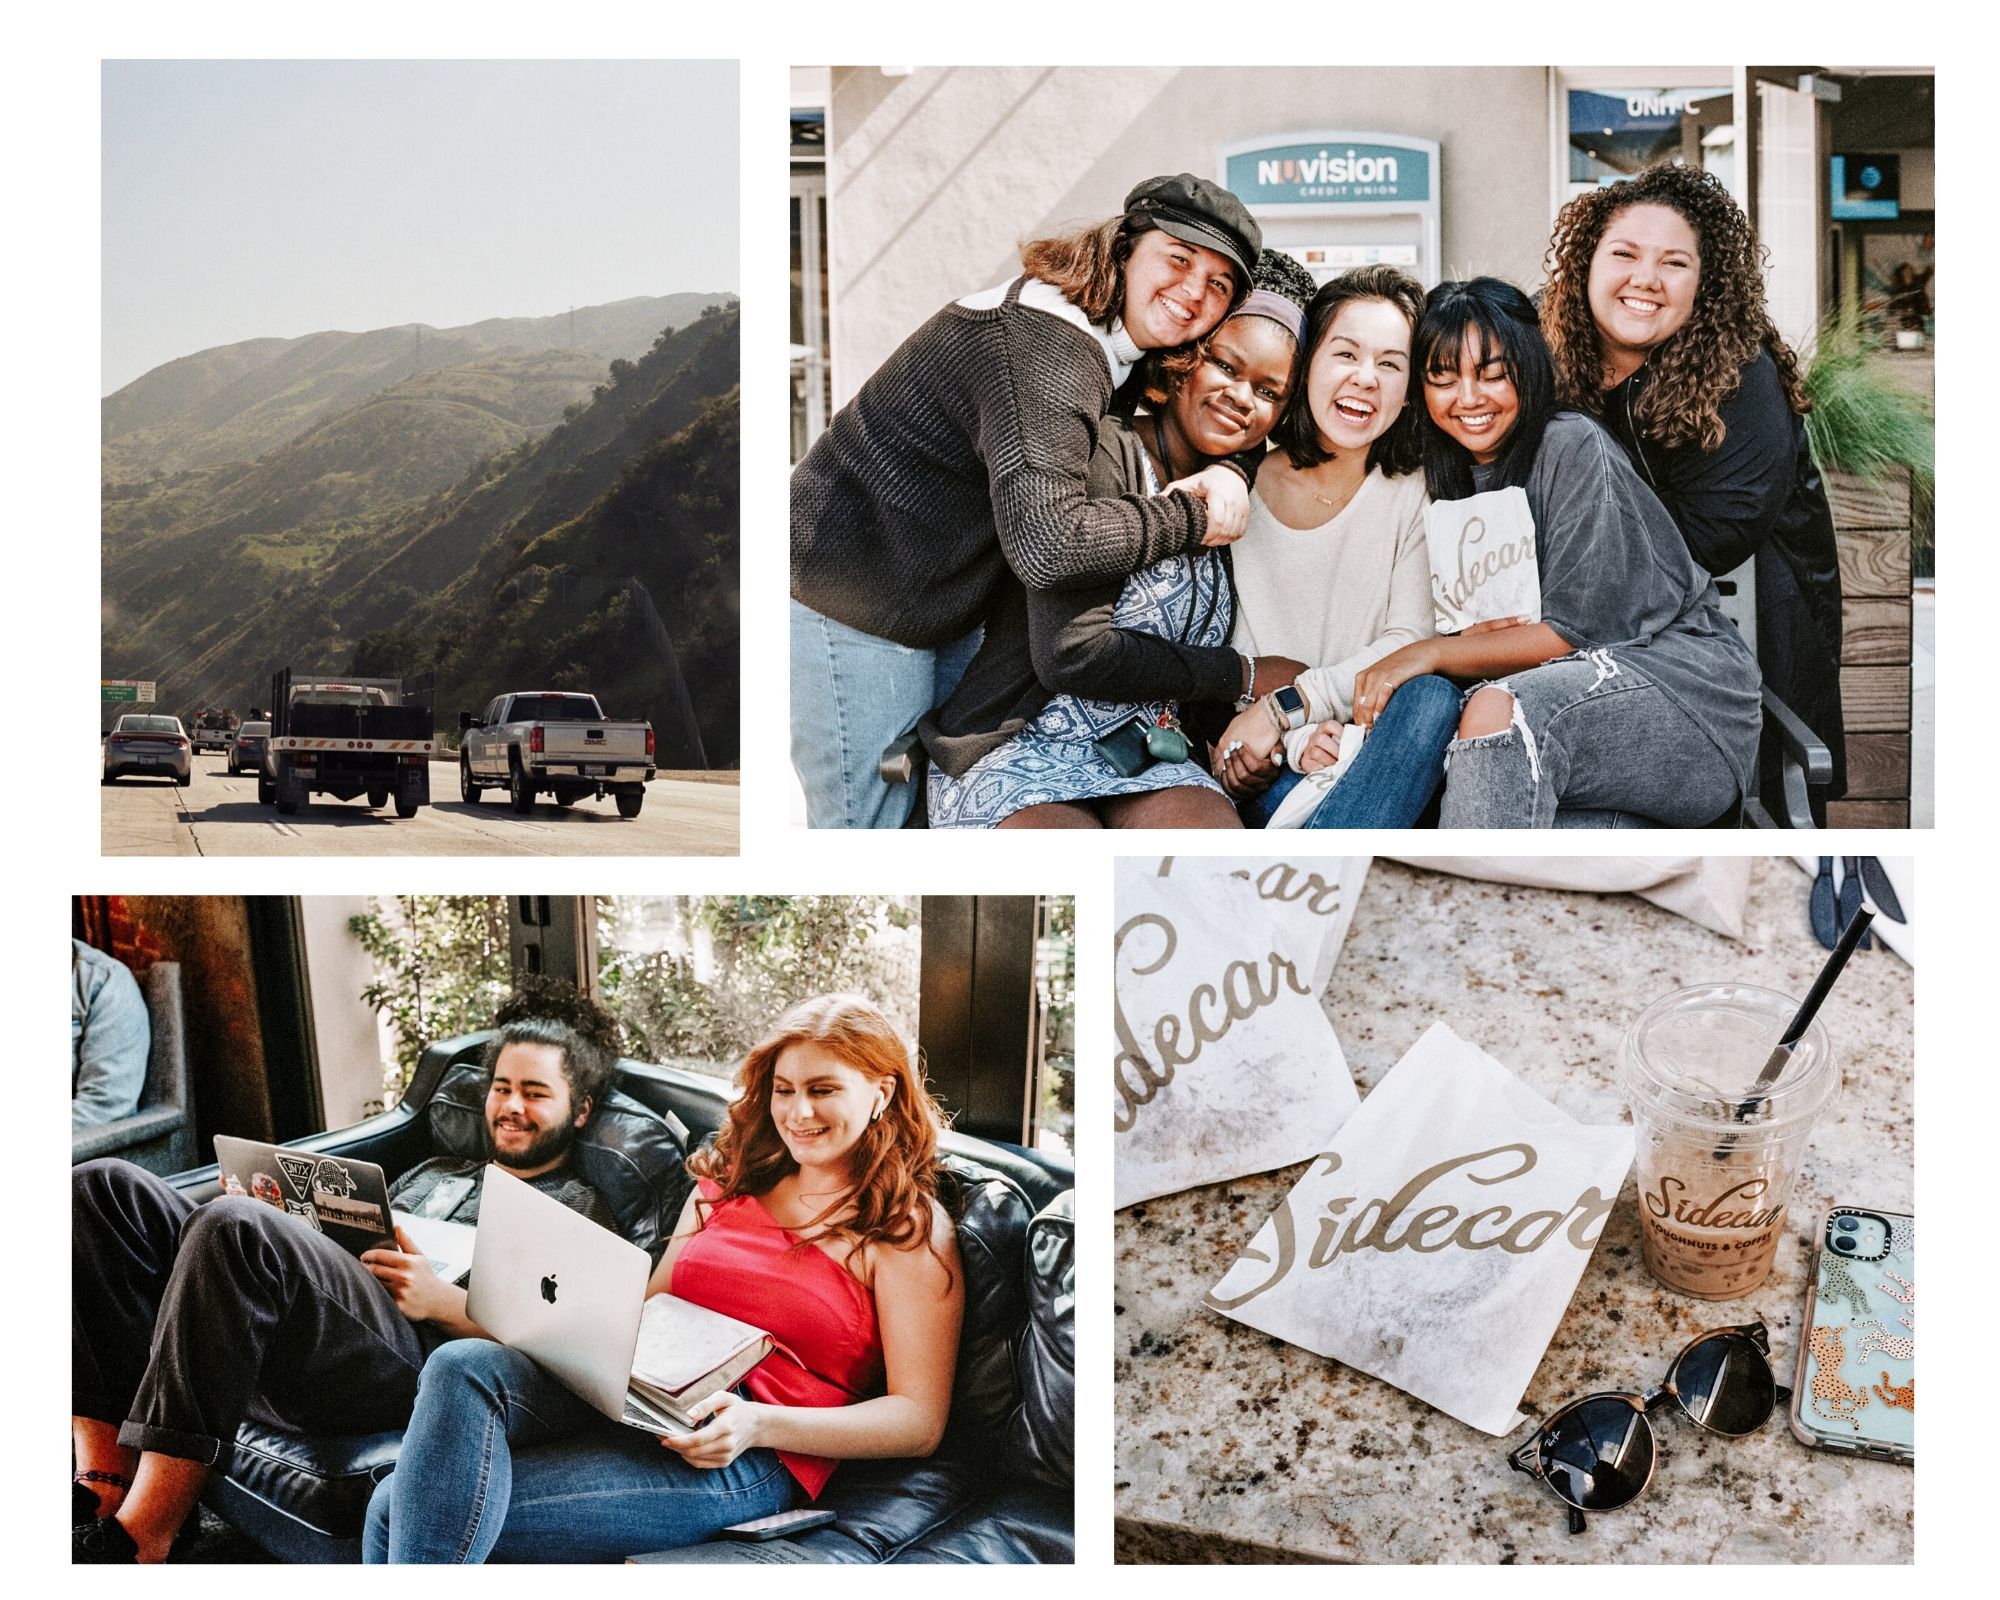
[1619,984,1838,1299]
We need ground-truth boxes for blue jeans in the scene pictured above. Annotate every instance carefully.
[790,599,980,828]
[363,1341,799,1564]
[1239,673,1459,829]
[1439,653,1742,828]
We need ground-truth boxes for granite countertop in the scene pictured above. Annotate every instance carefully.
[1115,857,1914,1564]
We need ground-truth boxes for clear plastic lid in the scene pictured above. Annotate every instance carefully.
[1619,983,1837,1135]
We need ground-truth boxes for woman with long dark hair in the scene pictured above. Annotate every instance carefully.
[1206,265,1464,828]
[365,995,964,1563]
[792,175,1263,827]
[1540,161,1846,807]
[1355,276,1762,826]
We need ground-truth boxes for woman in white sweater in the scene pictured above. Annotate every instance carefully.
[1211,265,1463,827]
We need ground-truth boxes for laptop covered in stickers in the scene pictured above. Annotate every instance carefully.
[212,1134,476,1284]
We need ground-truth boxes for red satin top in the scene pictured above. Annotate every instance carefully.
[669,1179,885,1497]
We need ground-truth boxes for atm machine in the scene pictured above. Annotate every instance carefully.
[1218,132,1442,287]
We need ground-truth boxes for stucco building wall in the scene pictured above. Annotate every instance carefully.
[826,65,1555,403]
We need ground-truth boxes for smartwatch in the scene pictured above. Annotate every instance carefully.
[1271,684,1309,731]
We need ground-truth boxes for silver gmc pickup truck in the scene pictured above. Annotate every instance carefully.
[457,691,656,816]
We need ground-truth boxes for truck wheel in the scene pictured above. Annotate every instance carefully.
[366,788,389,809]
[460,757,482,804]
[175,771,191,787]
[615,791,644,819]
[508,767,534,814]
[257,774,273,805]
[276,796,299,816]
[394,795,419,818]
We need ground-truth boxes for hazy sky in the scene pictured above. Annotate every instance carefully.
[102,59,738,394]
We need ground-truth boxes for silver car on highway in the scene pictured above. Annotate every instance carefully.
[103,714,193,785]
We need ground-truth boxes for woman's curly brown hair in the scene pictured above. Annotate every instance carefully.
[1541,162,1810,451]
[687,994,951,1284]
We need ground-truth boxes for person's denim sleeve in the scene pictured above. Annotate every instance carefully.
[72,958,150,1129]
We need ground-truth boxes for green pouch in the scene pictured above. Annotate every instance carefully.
[1092,717,1155,778]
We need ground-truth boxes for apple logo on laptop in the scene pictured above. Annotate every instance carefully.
[540,1273,558,1305]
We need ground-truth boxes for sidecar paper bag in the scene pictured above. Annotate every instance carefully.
[1114,865,1360,1210]
[1205,1021,1633,1434]
[1426,485,1541,633]
[1136,856,1370,993]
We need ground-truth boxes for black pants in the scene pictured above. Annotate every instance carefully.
[72,1158,431,1469]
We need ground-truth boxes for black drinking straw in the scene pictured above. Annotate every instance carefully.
[1713,897,1875,1156]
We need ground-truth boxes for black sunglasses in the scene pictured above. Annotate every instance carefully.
[1507,1322,1792,1533]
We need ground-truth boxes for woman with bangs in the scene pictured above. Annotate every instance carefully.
[366,995,964,1563]
[1540,161,1846,809]
[918,249,1316,828]
[1355,276,1761,827]
[791,175,1265,827]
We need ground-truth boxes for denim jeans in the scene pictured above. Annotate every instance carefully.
[364,1340,799,1563]
[789,599,980,828]
[1439,651,1741,828]
[1239,673,1459,829]
[72,1158,429,1468]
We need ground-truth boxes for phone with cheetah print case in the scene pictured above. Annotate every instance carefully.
[1788,1205,1914,1463]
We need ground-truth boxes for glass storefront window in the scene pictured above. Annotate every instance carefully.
[1030,896,1075,1157]
[1566,87,1733,192]
[595,896,921,1079]
[346,895,511,1107]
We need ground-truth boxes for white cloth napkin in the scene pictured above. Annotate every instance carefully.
[1384,856,1753,940]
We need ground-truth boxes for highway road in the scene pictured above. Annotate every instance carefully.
[102,756,738,856]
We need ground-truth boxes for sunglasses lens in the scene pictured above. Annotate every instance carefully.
[1673,1333,1775,1436]
[1540,1399,1653,1512]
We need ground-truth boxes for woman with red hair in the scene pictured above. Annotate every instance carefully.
[366,995,964,1563]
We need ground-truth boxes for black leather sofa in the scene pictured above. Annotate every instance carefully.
[167,1031,1074,1563]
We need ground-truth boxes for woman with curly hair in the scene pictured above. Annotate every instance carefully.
[918,248,1315,828]
[1360,276,1762,827]
[1540,161,1846,804]
[792,174,1264,827]
[365,995,964,1562]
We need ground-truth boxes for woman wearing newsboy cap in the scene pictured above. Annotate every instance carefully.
[791,174,1263,827]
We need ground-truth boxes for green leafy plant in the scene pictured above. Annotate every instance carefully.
[348,896,512,1101]
[1803,318,1935,556]
[595,896,920,1072]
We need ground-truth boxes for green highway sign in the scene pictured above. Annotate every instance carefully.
[102,685,137,703]
[101,680,155,704]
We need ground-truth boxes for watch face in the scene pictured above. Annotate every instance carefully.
[1274,686,1307,720]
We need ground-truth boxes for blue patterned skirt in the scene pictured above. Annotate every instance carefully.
[929,554,1231,828]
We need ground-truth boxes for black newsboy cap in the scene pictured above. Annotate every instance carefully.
[1122,173,1261,284]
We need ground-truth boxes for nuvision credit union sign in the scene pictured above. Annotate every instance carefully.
[1224,136,1433,207]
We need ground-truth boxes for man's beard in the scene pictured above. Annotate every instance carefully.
[488,1117,574,1171]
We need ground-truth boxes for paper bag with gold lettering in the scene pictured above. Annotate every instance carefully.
[1206,1020,1633,1434]
[1114,865,1359,1210]
[1425,486,1541,633]
[1143,855,1370,992]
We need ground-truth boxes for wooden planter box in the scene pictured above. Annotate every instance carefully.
[1827,469,1913,828]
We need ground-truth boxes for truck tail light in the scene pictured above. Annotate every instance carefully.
[645,727,655,758]
[402,755,426,766]
[529,727,544,754]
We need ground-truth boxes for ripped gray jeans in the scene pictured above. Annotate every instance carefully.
[1438,649,1743,828]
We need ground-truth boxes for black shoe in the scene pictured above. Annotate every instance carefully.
[72,1511,201,1564]
[73,1515,140,1562]
[73,1481,103,1527]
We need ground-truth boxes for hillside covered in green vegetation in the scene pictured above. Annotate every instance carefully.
[101,299,740,766]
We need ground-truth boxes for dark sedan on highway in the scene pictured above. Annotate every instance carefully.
[103,714,192,786]
[227,720,272,775]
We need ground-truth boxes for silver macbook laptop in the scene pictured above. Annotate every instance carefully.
[465,1164,658,1425]
[212,1135,475,1284]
